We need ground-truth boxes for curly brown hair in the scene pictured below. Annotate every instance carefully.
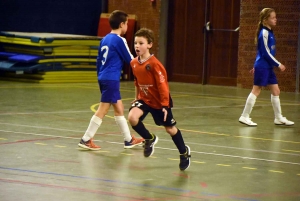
[134,28,154,44]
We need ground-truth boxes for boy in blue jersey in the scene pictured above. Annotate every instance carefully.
[78,10,144,150]
[239,8,294,127]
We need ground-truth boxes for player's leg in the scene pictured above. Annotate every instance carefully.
[239,68,267,126]
[128,100,152,139]
[128,100,154,156]
[78,102,110,150]
[78,80,111,150]
[239,86,260,126]
[159,108,190,171]
[269,84,294,126]
[112,100,144,148]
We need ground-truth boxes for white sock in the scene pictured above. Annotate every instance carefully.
[82,115,102,142]
[241,93,257,118]
[114,116,132,142]
[271,95,283,119]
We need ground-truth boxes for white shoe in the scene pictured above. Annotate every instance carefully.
[239,116,257,126]
[274,117,294,126]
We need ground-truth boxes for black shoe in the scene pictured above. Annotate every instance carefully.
[144,134,158,157]
[179,145,191,171]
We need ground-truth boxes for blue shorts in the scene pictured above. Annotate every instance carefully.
[98,80,121,103]
[129,100,177,127]
[253,68,278,86]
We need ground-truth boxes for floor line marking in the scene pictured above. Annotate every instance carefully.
[269,170,284,174]
[120,153,134,156]
[0,137,58,145]
[242,167,257,170]
[1,129,300,166]
[1,122,300,145]
[0,178,167,199]
[192,161,206,164]
[217,164,231,167]
[282,149,300,153]
[168,158,179,161]
[54,145,66,148]
[0,166,192,193]
[35,143,47,145]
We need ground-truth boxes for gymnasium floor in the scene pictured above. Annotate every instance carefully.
[0,80,299,201]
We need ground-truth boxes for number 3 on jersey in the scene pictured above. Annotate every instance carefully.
[101,46,109,65]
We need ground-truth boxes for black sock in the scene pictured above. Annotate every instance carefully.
[132,120,152,139]
[171,129,186,154]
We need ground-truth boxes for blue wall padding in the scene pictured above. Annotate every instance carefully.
[8,55,41,63]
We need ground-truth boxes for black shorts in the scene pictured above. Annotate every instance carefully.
[129,100,177,127]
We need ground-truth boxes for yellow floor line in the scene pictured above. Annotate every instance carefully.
[121,153,134,156]
[242,167,257,170]
[192,161,206,164]
[150,156,157,158]
[35,143,47,145]
[269,170,284,173]
[217,164,231,167]
[168,158,179,161]
[54,145,66,148]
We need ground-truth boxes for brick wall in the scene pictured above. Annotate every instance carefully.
[108,0,161,56]
[238,0,300,92]
[108,0,299,92]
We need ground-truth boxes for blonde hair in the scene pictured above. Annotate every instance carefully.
[254,8,275,45]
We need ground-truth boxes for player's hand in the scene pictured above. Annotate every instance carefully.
[278,64,286,71]
[249,68,255,74]
[162,107,168,122]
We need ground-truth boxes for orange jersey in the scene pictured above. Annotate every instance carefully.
[130,55,172,109]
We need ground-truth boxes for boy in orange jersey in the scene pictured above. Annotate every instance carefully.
[127,28,191,171]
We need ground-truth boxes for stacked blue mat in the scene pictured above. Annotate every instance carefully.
[0,31,102,73]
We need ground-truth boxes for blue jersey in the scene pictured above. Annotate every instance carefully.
[97,33,133,81]
[254,27,281,69]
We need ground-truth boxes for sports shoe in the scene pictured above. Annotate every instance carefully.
[239,116,257,126]
[124,135,145,149]
[144,134,158,157]
[274,117,294,126]
[179,145,191,171]
[78,138,101,150]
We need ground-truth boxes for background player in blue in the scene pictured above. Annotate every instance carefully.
[239,8,294,127]
[78,10,144,150]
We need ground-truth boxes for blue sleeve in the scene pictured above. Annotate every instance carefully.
[259,30,281,67]
[116,37,134,64]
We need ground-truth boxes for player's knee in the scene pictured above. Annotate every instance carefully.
[272,90,280,96]
[127,114,138,126]
[165,126,177,136]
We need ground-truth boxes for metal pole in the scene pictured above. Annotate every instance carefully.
[202,0,209,85]
[158,0,168,67]
[296,19,300,93]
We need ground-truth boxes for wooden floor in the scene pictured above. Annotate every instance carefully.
[0,80,299,201]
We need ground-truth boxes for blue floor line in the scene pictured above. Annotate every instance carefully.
[0,166,191,193]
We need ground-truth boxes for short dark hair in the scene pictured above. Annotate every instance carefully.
[134,28,154,44]
[109,10,128,30]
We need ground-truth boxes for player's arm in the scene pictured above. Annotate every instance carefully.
[151,61,169,121]
[117,38,134,64]
[260,30,281,67]
[134,78,140,100]
[153,62,170,108]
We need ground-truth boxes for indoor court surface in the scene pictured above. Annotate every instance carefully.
[0,80,299,201]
